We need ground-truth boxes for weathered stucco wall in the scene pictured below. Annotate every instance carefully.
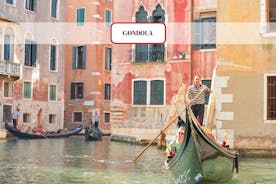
[216,0,276,151]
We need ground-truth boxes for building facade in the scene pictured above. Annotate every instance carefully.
[64,0,112,133]
[215,0,276,154]
[0,0,66,131]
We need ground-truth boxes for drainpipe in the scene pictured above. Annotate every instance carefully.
[190,0,194,82]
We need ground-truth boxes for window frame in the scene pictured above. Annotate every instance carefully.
[50,0,58,19]
[23,81,32,99]
[49,84,57,101]
[25,0,36,12]
[73,111,83,123]
[132,78,166,106]
[264,73,276,123]
[5,0,16,6]
[193,17,216,50]
[76,8,85,27]
[104,9,112,28]
[72,45,86,69]
[49,44,57,71]
[104,83,111,100]
[71,82,84,99]
[24,39,37,67]
[104,47,112,71]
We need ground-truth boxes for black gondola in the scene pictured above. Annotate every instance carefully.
[85,126,103,141]
[5,123,82,139]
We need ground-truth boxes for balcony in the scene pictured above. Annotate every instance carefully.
[0,60,20,78]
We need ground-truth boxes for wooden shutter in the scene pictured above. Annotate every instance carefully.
[71,83,75,99]
[50,45,56,70]
[31,42,37,67]
[4,35,10,61]
[82,45,86,69]
[51,0,57,18]
[133,81,147,105]
[150,80,164,105]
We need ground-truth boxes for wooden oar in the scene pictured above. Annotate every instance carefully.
[132,107,187,163]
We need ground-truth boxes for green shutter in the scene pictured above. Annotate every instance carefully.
[24,82,31,99]
[105,10,111,27]
[50,85,56,101]
[193,18,202,49]
[51,0,57,18]
[77,8,85,26]
[150,80,164,105]
[133,81,147,105]
[4,35,10,61]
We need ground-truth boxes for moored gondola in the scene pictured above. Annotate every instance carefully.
[5,123,82,139]
[85,126,103,141]
[165,107,238,183]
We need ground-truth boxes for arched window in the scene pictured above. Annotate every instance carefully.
[135,6,149,62]
[4,27,15,61]
[50,39,58,71]
[149,4,165,62]
[24,33,37,67]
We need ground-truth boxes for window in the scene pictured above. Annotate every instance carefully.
[49,114,56,124]
[134,4,165,62]
[105,9,112,28]
[202,79,212,105]
[72,46,86,69]
[51,0,58,18]
[104,83,111,100]
[71,82,83,99]
[3,105,12,123]
[105,47,112,71]
[269,0,276,31]
[3,81,12,97]
[25,0,35,11]
[24,40,37,67]
[4,35,14,61]
[266,75,276,120]
[104,112,110,123]
[76,8,85,26]
[23,113,30,123]
[23,82,32,99]
[50,45,57,71]
[193,17,216,49]
[133,79,165,105]
[6,0,15,5]
[49,85,56,101]
[73,112,82,122]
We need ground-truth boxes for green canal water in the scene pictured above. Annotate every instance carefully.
[0,136,275,184]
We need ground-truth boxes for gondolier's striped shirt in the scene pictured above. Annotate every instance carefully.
[187,84,206,105]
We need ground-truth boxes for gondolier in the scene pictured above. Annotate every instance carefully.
[186,75,212,126]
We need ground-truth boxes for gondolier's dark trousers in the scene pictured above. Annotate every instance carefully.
[12,119,17,128]
[191,104,205,126]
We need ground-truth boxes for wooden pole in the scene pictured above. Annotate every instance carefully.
[132,107,186,163]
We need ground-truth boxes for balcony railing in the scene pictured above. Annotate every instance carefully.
[0,60,20,77]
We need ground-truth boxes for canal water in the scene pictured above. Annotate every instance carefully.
[0,136,276,184]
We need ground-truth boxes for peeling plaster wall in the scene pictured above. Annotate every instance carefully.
[111,0,195,137]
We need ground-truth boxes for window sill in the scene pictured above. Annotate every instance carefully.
[261,32,276,38]
[264,120,276,124]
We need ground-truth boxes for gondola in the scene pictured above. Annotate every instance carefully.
[5,123,82,139]
[165,107,239,184]
[85,126,103,141]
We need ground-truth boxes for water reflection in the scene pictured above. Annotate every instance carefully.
[0,136,276,184]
